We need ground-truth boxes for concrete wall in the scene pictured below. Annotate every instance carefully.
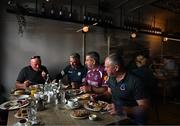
[1,13,109,95]
[1,0,180,97]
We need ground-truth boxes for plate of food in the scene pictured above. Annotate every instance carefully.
[77,93,90,100]
[17,95,30,100]
[84,101,108,112]
[14,108,28,119]
[70,109,90,119]
[66,89,83,96]
[11,89,26,96]
[0,99,29,110]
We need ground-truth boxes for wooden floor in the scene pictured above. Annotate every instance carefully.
[149,99,180,125]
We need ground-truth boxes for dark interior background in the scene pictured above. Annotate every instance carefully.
[1,0,180,97]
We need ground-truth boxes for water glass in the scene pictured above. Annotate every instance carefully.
[60,91,66,104]
[27,103,38,124]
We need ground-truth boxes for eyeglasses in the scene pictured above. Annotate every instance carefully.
[30,56,41,59]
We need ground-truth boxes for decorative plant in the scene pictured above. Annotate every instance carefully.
[15,3,27,36]
[16,14,26,35]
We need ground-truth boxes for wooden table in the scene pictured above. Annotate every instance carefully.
[7,100,128,125]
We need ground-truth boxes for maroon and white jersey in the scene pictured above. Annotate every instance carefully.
[85,66,108,87]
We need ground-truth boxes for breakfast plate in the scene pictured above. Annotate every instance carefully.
[14,108,28,119]
[0,99,29,110]
[66,89,83,96]
[17,95,30,100]
[65,104,81,110]
[11,89,26,96]
[76,93,90,100]
[84,101,108,112]
[70,109,90,119]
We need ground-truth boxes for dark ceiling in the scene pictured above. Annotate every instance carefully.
[64,0,180,14]
[99,0,180,14]
[6,0,180,37]
[11,0,180,14]
[153,0,180,14]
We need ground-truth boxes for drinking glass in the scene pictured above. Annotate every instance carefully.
[31,87,37,96]
[60,91,66,104]
[27,101,38,124]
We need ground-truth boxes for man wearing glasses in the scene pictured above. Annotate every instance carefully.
[16,56,49,89]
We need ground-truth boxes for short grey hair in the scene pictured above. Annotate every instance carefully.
[108,53,124,66]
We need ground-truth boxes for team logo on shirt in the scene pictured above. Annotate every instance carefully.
[94,75,99,80]
[120,83,125,90]
[68,70,73,73]
[78,72,81,76]
[61,70,65,76]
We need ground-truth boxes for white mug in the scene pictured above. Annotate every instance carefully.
[67,99,78,108]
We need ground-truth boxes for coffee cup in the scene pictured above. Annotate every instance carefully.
[67,99,79,108]
[18,118,27,126]
[34,92,40,99]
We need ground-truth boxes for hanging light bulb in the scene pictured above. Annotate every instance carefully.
[82,26,89,33]
[163,37,168,42]
[131,32,137,39]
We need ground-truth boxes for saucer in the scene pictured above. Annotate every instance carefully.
[89,114,98,121]
[65,104,81,109]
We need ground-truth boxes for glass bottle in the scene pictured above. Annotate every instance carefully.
[50,4,55,16]
[59,7,63,18]
[41,2,46,16]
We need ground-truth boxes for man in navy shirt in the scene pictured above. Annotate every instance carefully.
[54,53,87,89]
[104,53,150,125]
[16,56,49,89]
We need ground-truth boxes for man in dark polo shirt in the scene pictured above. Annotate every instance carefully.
[54,53,87,89]
[16,56,49,89]
[104,53,150,125]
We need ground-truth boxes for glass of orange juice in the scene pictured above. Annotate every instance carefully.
[31,86,37,96]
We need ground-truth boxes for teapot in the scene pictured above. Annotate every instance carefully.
[36,98,45,111]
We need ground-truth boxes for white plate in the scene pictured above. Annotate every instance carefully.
[70,109,89,119]
[65,104,81,110]
[0,100,29,110]
[84,103,102,112]
[17,95,30,100]
[66,89,83,96]
[83,100,107,112]
[70,113,88,119]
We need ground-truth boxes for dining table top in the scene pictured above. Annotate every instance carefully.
[7,93,128,126]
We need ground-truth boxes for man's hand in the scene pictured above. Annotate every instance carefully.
[80,85,91,93]
[52,79,56,83]
[104,103,117,115]
[71,82,78,89]
[23,80,30,88]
